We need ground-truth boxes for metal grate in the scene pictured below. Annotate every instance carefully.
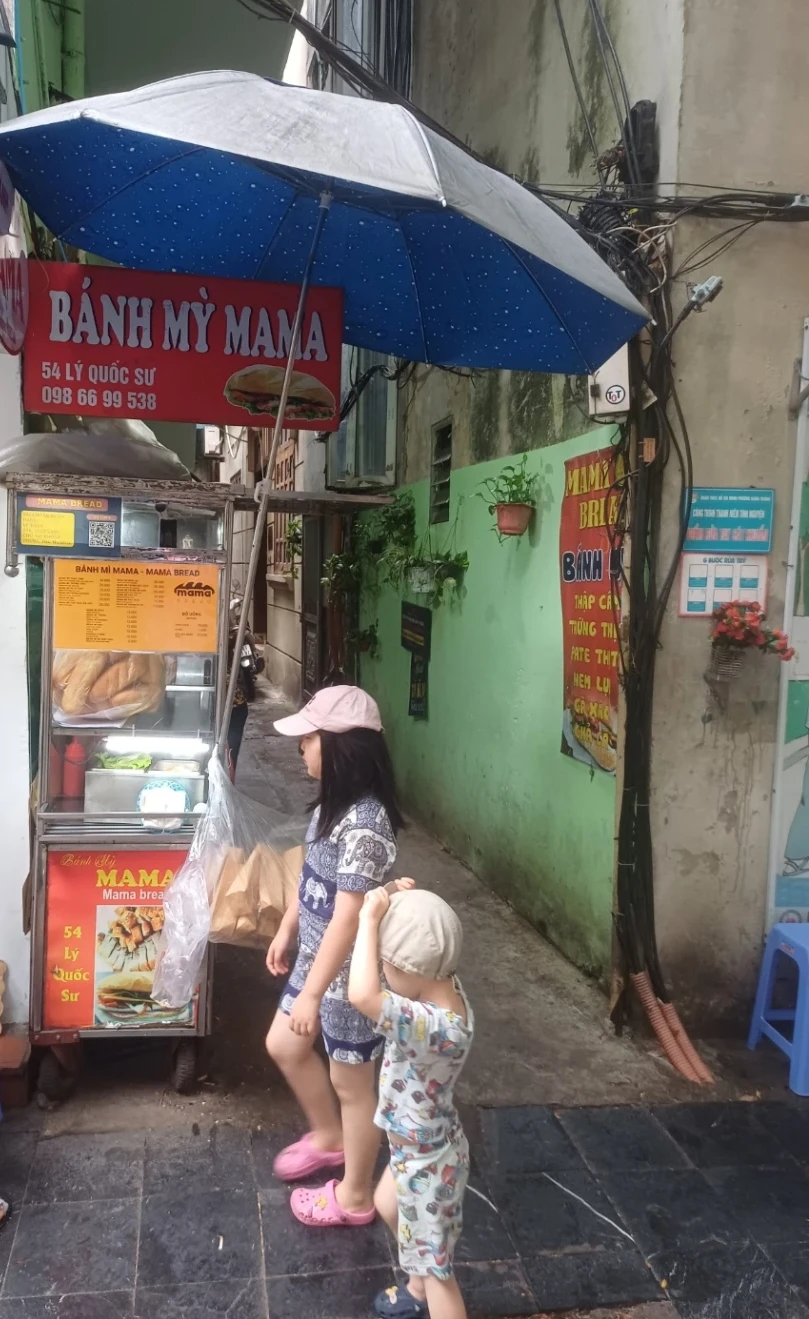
[430,419,452,524]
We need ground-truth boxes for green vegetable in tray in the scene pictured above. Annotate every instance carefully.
[96,753,153,771]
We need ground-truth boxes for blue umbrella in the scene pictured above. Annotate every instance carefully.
[0,70,645,374]
[0,70,647,746]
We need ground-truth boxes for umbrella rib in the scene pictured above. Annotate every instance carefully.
[409,118,447,207]
[398,225,429,362]
[252,189,301,280]
[503,240,594,375]
[52,144,207,240]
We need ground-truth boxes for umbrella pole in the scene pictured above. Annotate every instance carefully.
[216,190,333,757]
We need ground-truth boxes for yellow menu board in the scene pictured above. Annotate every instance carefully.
[54,561,220,654]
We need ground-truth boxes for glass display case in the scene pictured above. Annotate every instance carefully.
[22,484,234,1053]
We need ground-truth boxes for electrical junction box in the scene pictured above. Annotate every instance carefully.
[588,345,630,420]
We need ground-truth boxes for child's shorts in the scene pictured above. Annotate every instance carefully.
[390,1130,470,1280]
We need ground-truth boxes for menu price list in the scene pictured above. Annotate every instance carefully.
[54,560,219,654]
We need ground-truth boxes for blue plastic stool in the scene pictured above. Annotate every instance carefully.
[748,923,809,1095]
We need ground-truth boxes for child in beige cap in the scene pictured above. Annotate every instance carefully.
[349,885,474,1319]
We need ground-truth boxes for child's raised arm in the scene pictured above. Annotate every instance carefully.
[349,887,389,1021]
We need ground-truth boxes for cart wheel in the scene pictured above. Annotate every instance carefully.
[36,1049,77,1107]
[171,1040,198,1094]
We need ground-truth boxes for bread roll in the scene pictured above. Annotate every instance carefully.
[60,652,110,715]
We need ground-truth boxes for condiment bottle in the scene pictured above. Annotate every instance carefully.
[62,738,87,800]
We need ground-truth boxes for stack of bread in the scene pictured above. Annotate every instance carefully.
[53,650,166,720]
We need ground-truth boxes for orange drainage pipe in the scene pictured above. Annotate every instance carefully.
[659,999,715,1086]
[631,970,703,1085]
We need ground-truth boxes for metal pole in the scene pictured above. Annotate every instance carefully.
[216,189,333,756]
[765,315,809,930]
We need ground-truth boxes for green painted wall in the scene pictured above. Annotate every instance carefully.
[360,428,618,979]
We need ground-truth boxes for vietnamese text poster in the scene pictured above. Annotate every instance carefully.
[24,262,343,429]
[559,446,622,773]
[54,560,219,653]
[43,849,196,1030]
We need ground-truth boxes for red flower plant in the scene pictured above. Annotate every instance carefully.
[711,601,795,661]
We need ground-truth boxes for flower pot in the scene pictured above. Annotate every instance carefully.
[708,645,747,682]
[496,502,533,536]
[409,566,435,594]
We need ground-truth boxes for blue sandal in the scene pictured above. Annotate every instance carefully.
[374,1283,429,1318]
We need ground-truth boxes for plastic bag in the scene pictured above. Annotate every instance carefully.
[152,754,308,1008]
[0,424,191,480]
[52,650,166,724]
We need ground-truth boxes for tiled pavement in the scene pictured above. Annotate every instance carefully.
[2,1103,809,1317]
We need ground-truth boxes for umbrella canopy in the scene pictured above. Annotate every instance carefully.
[0,71,645,374]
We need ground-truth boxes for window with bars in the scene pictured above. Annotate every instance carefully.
[430,419,452,524]
[267,435,297,574]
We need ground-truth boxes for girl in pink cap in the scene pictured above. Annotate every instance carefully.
[266,685,405,1227]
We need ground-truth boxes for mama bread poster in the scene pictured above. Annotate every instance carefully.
[44,850,196,1030]
[559,445,624,774]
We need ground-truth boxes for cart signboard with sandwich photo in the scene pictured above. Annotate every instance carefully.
[559,445,623,775]
[43,849,197,1030]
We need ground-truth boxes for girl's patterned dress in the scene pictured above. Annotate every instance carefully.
[280,797,396,1062]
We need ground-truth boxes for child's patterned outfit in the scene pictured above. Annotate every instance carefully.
[375,981,474,1279]
[280,798,396,1062]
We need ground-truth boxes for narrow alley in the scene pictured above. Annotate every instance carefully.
[2,686,808,1319]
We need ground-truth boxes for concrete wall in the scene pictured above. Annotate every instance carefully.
[395,0,808,1025]
[84,0,297,96]
[650,0,809,1028]
[376,0,685,980]
[361,436,619,976]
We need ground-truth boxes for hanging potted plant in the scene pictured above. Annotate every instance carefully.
[478,453,538,538]
[708,601,794,683]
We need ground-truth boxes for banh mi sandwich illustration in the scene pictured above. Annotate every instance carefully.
[570,709,617,773]
[223,365,336,422]
[95,971,156,1017]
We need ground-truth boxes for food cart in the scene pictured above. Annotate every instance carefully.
[6,472,241,1098]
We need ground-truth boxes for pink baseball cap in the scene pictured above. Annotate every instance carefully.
[273,685,383,737]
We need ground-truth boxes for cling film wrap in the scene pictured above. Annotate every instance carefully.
[152,754,308,1009]
[52,649,167,724]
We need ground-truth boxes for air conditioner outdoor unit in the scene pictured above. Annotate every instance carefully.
[201,424,223,456]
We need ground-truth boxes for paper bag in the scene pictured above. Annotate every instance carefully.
[209,843,303,948]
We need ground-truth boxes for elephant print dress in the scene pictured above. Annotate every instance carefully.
[280,798,397,1062]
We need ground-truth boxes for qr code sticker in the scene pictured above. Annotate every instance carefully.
[88,520,115,550]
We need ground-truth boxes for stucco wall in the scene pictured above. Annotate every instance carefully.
[361,435,619,977]
[651,0,809,1027]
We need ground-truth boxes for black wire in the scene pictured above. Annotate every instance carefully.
[586,0,640,189]
[551,0,603,181]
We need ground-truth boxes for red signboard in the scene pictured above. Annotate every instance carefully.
[43,848,196,1030]
[24,262,342,429]
[559,446,623,774]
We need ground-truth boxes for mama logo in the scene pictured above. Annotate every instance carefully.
[174,581,215,597]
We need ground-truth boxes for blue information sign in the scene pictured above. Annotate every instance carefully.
[15,493,122,558]
[682,487,774,555]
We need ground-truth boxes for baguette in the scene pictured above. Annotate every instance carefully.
[88,658,132,707]
[60,652,110,715]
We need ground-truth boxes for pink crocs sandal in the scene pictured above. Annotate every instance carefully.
[273,1133,345,1182]
[290,1178,376,1227]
